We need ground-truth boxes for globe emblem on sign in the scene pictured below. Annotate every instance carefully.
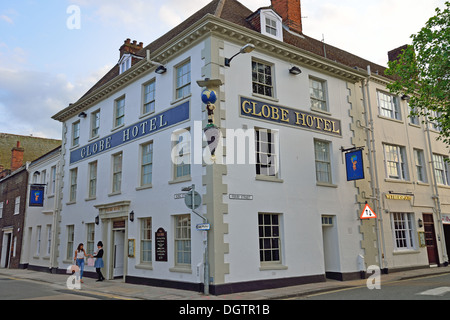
[201,89,217,105]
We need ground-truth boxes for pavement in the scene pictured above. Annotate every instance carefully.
[1,265,450,300]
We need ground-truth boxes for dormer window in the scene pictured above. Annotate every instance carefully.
[119,54,132,74]
[260,9,283,41]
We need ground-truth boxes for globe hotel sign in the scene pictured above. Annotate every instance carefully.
[70,101,190,164]
[240,97,342,137]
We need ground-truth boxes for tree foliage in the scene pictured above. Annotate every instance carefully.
[385,1,449,145]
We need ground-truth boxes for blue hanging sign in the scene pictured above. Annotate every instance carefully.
[69,101,190,164]
[345,149,365,181]
[29,185,45,207]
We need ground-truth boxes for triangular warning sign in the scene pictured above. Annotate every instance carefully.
[360,203,377,219]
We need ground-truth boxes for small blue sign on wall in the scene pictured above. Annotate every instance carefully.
[345,149,365,181]
[30,185,45,207]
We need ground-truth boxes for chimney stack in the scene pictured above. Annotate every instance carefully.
[10,141,24,171]
[271,0,303,34]
[119,38,144,58]
[388,45,409,62]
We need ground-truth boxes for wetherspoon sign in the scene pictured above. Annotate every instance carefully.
[240,97,342,137]
[70,101,190,164]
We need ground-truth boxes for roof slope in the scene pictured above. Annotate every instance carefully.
[75,0,387,106]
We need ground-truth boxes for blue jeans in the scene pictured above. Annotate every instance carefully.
[76,259,85,279]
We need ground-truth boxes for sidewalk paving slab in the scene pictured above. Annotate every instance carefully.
[1,266,450,300]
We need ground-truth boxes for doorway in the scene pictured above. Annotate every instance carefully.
[113,229,125,278]
[423,213,439,265]
[1,232,12,268]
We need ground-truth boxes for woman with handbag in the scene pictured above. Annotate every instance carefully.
[74,243,89,283]
[93,241,105,282]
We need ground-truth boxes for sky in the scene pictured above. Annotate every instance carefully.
[0,0,446,140]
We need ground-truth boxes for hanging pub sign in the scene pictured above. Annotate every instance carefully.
[345,149,365,181]
[29,185,45,207]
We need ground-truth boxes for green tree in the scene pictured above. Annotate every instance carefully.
[385,1,449,145]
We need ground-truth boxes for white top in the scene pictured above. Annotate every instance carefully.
[76,250,85,259]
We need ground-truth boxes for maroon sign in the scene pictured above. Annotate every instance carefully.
[155,228,168,262]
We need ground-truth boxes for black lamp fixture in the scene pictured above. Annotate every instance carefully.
[225,44,255,67]
[95,215,99,225]
[289,66,302,75]
[401,94,410,101]
[129,210,135,222]
[418,218,423,228]
[78,112,87,118]
[155,65,167,74]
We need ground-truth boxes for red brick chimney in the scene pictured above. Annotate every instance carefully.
[271,0,302,34]
[119,38,144,58]
[10,141,24,171]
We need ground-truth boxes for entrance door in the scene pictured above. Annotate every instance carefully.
[113,230,125,278]
[423,214,439,265]
[1,233,12,268]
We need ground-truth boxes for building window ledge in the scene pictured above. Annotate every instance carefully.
[169,176,192,185]
[135,263,153,270]
[392,249,420,255]
[259,264,288,271]
[316,182,338,188]
[136,184,153,191]
[255,175,283,183]
[169,266,192,274]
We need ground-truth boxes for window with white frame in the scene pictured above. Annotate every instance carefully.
[86,223,95,255]
[69,168,77,202]
[91,110,100,138]
[143,80,156,115]
[0,202,3,219]
[258,213,282,264]
[429,110,442,131]
[141,142,153,186]
[314,140,332,184]
[175,214,191,267]
[384,144,408,180]
[377,91,401,120]
[252,60,274,98]
[72,121,80,146]
[66,225,74,260]
[172,129,191,180]
[140,218,152,264]
[69,168,78,202]
[88,161,97,199]
[112,153,123,193]
[14,196,20,215]
[119,54,132,74]
[391,212,415,250]
[36,226,41,255]
[46,225,52,256]
[433,153,449,185]
[309,78,328,112]
[176,60,191,100]
[414,149,427,183]
[114,96,125,128]
[50,166,56,195]
[255,128,279,177]
[408,104,419,125]
[260,10,283,41]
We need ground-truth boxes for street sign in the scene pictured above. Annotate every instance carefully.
[360,203,377,219]
[196,223,211,231]
[184,191,202,210]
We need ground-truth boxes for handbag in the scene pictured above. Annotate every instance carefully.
[87,257,95,267]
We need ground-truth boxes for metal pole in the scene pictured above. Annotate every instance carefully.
[190,184,209,295]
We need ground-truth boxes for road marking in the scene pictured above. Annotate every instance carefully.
[417,287,450,297]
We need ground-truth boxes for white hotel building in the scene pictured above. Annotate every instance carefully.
[52,0,403,294]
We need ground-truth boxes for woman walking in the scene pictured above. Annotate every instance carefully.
[74,243,88,283]
[93,241,105,282]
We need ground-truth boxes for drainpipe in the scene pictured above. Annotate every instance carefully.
[364,66,387,272]
[50,159,61,273]
[425,122,449,266]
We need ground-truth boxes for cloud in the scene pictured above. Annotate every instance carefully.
[0,14,14,24]
[0,65,111,139]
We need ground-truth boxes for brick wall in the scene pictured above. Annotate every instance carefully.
[271,0,302,34]
[0,169,28,269]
